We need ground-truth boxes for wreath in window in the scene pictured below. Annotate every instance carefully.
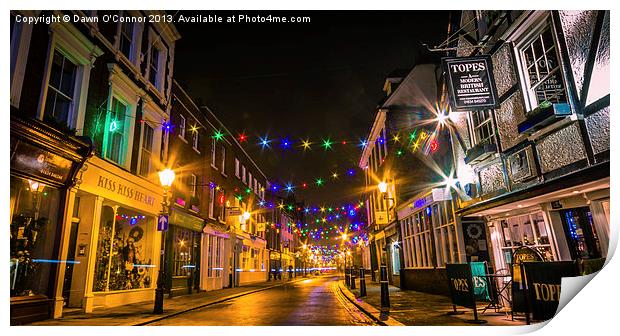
[466,224,483,239]
[129,226,144,243]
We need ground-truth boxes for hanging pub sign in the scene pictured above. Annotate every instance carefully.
[442,55,499,111]
[522,261,577,322]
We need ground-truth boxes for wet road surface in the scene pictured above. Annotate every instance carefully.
[148,275,375,326]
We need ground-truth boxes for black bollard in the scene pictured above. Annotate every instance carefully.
[345,267,350,287]
[371,268,376,282]
[359,267,367,297]
[380,265,390,313]
[350,266,356,289]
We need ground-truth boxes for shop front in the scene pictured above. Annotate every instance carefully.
[10,117,92,324]
[201,223,229,291]
[62,156,164,313]
[165,208,204,296]
[479,178,610,275]
[396,189,468,296]
[236,233,268,285]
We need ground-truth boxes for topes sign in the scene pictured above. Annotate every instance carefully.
[442,55,499,111]
[522,261,577,322]
[446,263,476,309]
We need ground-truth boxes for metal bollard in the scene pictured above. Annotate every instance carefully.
[371,268,376,282]
[350,266,356,289]
[345,267,350,287]
[359,267,367,297]
[380,265,390,313]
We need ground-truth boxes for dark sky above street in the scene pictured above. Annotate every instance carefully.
[173,11,450,206]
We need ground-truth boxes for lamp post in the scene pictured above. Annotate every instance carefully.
[377,180,394,315]
[154,168,175,314]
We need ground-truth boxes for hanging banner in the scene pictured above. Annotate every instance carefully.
[470,262,490,301]
[442,55,499,111]
[522,261,577,321]
[446,263,475,309]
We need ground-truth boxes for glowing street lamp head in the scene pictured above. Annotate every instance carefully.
[159,168,176,187]
[243,211,251,220]
[341,233,348,241]
[378,181,388,193]
[28,180,45,193]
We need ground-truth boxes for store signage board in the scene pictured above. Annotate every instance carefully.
[522,261,577,321]
[446,263,476,309]
[442,55,499,111]
[470,262,490,301]
[11,141,73,185]
[375,211,388,225]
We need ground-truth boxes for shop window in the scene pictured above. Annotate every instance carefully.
[138,123,154,177]
[405,208,434,268]
[560,207,602,260]
[171,227,193,277]
[498,212,555,263]
[10,177,61,298]
[44,50,77,127]
[517,21,568,111]
[432,203,459,267]
[92,206,154,292]
[215,236,222,277]
[391,244,401,275]
[207,235,214,277]
[105,97,129,166]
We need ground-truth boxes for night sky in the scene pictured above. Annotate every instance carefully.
[173,11,450,206]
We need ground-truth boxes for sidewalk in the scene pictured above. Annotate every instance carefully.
[26,277,305,326]
[340,275,530,326]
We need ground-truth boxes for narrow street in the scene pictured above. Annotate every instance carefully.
[147,276,375,326]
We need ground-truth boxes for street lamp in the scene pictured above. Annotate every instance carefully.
[154,168,175,314]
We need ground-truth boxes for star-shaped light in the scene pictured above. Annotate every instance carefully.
[285,183,294,193]
[322,138,333,150]
[259,135,271,149]
[331,172,339,179]
[316,178,324,186]
[213,130,224,141]
[301,139,312,150]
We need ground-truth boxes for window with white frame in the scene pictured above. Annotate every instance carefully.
[148,44,165,90]
[431,201,459,267]
[470,110,496,146]
[209,182,215,219]
[105,97,130,165]
[178,114,186,140]
[207,234,214,277]
[517,19,567,110]
[402,207,434,268]
[139,123,154,176]
[192,128,199,151]
[211,138,216,167]
[235,158,240,178]
[44,50,78,127]
[220,146,226,173]
[119,21,133,59]
[248,173,253,191]
[254,179,258,195]
[242,165,247,184]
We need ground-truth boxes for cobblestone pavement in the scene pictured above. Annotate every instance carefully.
[344,275,530,326]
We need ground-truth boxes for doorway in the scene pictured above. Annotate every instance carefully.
[560,207,602,260]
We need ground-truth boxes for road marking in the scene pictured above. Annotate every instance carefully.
[330,281,376,326]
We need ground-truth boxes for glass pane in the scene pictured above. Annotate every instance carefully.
[10,177,61,297]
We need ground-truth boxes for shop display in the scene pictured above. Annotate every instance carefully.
[93,207,152,292]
